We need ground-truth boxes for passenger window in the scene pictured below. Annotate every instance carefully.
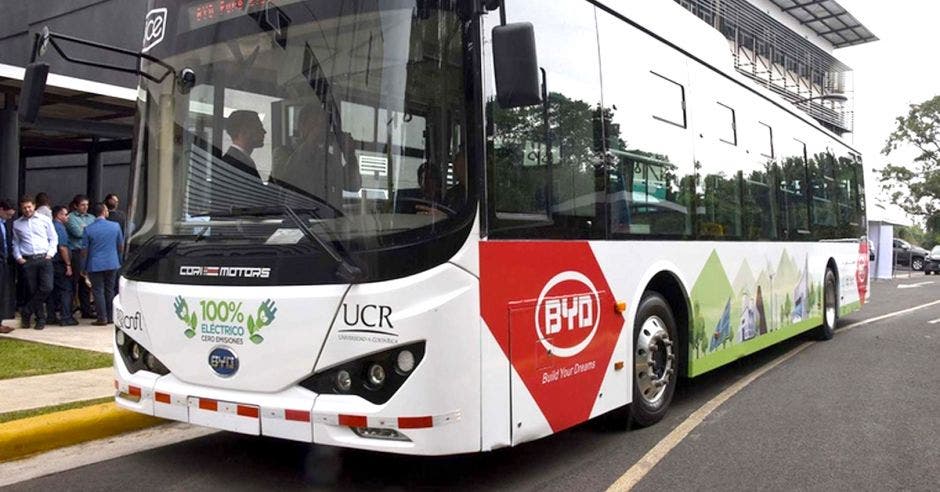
[778,139,810,239]
[758,122,774,158]
[809,149,838,237]
[597,10,695,238]
[650,72,687,128]
[717,102,736,146]
[486,0,606,239]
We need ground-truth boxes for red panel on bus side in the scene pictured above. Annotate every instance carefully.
[480,241,625,433]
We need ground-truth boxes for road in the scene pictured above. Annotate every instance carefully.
[4,277,939,491]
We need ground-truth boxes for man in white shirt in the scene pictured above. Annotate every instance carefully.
[35,192,53,219]
[11,195,57,330]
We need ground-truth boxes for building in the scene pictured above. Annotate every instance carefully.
[0,1,146,206]
[675,0,877,135]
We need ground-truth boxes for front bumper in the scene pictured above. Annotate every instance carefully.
[113,341,465,454]
[924,259,940,273]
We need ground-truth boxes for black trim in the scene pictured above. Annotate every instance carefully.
[301,342,426,405]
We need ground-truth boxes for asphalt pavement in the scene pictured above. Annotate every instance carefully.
[4,277,939,491]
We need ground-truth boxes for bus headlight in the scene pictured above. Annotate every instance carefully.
[396,350,415,373]
[367,364,386,388]
[116,334,170,376]
[301,341,425,405]
[335,370,352,392]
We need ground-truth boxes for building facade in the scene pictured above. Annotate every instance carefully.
[0,0,146,207]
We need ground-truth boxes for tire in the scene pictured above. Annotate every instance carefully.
[628,292,679,428]
[815,268,838,340]
[912,257,924,271]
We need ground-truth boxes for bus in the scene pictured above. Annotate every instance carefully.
[100,0,869,455]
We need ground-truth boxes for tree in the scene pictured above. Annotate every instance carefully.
[881,96,940,224]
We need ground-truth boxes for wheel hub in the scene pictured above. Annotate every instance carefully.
[825,278,837,328]
[635,316,675,406]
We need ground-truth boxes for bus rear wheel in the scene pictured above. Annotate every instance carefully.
[815,268,838,340]
[629,292,678,428]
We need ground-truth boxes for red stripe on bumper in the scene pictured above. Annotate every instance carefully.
[155,392,171,404]
[128,386,141,397]
[285,409,311,422]
[338,414,367,427]
[398,416,434,429]
[198,399,218,411]
[237,405,259,418]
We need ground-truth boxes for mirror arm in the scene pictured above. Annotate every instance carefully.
[34,29,176,84]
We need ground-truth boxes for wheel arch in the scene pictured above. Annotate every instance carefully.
[644,271,691,378]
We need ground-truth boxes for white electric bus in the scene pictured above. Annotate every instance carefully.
[103,0,869,455]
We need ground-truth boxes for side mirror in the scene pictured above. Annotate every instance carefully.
[18,62,50,124]
[492,22,541,109]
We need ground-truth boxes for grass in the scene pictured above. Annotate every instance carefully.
[0,338,112,380]
[0,397,113,424]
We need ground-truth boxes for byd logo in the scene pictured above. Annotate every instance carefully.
[535,271,601,358]
[208,346,239,377]
[142,8,167,52]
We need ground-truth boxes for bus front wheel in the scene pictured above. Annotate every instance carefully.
[629,292,678,428]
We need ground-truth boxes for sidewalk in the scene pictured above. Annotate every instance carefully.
[0,368,115,414]
[0,317,113,354]
[0,317,114,415]
[0,317,163,462]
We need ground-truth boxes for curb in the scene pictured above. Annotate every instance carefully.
[0,402,164,463]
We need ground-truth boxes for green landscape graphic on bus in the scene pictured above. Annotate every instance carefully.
[689,249,828,375]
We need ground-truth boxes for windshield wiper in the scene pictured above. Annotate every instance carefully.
[279,205,363,283]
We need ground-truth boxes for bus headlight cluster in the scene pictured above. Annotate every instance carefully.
[116,328,170,376]
[301,341,426,405]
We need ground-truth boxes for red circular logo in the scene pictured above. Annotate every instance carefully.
[535,272,601,358]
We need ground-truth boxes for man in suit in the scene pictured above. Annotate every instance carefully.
[82,203,124,326]
[0,199,15,333]
[223,110,266,179]
[104,193,127,295]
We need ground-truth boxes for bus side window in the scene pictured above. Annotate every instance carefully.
[777,139,811,239]
[597,10,695,239]
[809,148,838,238]
[485,0,606,239]
[742,123,778,241]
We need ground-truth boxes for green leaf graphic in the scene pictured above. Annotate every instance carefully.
[185,329,196,339]
[247,316,256,335]
[250,334,264,344]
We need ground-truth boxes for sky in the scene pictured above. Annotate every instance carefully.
[833,1,940,223]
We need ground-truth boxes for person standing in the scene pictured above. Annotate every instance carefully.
[82,203,123,326]
[0,200,15,333]
[67,195,95,319]
[35,193,53,219]
[10,195,57,330]
[104,194,127,235]
[104,193,127,295]
[52,206,78,326]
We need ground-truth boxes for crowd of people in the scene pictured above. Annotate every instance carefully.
[0,192,126,333]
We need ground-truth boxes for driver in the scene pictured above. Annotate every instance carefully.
[272,103,361,212]
[411,161,453,219]
[223,110,266,180]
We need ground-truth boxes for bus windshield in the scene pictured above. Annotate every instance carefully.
[127,0,474,285]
